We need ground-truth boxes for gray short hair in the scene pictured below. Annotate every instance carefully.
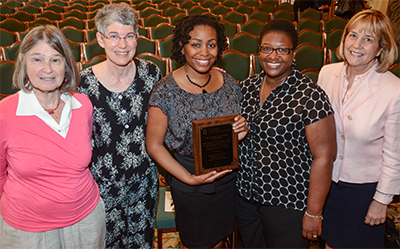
[95,3,139,35]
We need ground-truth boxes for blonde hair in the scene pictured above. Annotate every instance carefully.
[13,25,79,93]
[337,9,398,73]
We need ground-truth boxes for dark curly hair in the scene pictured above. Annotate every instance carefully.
[259,19,298,49]
[171,14,228,64]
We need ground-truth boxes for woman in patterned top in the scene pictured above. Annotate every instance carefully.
[146,15,248,248]
[236,19,337,248]
[78,3,162,249]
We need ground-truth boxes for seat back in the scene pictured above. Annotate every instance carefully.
[234,4,254,14]
[162,6,185,17]
[242,0,260,7]
[67,40,83,63]
[158,1,177,10]
[61,27,87,43]
[2,41,22,62]
[228,32,259,55]
[37,10,62,21]
[325,27,344,50]
[0,18,27,32]
[323,16,347,32]
[298,29,324,47]
[299,8,322,21]
[83,40,105,62]
[222,0,239,8]
[255,4,275,13]
[139,7,161,18]
[187,6,209,15]
[216,50,252,82]
[210,5,231,15]
[143,14,170,27]
[222,11,247,24]
[0,60,18,97]
[200,0,219,9]
[158,35,173,58]
[248,11,272,23]
[28,18,58,29]
[59,17,86,30]
[136,36,157,56]
[0,5,15,15]
[9,11,35,22]
[276,2,293,12]
[150,23,175,40]
[220,20,239,38]
[295,43,326,71]
[0,28,18,47]
[296,17,322,33]
[241,20,264,36]
[272,9,294,22]
[63,9,87,20]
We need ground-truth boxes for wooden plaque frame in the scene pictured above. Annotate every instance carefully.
[192,114,239,176]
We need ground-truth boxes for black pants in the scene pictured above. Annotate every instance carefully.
[235,194,309,249]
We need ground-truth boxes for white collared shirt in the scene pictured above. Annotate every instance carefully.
[16,91,82,138]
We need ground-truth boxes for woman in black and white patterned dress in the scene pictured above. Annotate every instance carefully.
[79,3,161,249]
[236,19,337,248]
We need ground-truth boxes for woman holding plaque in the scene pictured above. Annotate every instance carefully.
[146,14,248,249]
[235,19,337,248]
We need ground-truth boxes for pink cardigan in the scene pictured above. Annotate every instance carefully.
[318,62,400,204]
[0,92,100,232]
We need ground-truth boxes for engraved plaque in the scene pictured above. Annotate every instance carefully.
[192,114,238,175]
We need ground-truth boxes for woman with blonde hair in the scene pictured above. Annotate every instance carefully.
[318,9,400,248]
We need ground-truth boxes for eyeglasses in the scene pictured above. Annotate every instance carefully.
[259,46,293,55]
[101,33,137,43]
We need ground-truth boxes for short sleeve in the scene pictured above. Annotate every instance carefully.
[303,81,334,126]
[148,75,173,117]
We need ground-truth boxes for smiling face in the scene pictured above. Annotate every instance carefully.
[344,25,383,74]
[182,25,218,75]
[259,31,295,83]
[97,22,137,67]
[25,41,66,94]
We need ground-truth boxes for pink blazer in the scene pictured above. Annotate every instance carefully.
[318,62,400,203]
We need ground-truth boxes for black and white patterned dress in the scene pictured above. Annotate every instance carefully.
[79,58,162,249]
[237,66,334,211]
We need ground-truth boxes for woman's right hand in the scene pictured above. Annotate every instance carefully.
[188,169,232,185]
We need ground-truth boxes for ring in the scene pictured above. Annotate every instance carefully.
[312,235,317,238]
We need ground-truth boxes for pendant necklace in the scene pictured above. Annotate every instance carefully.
[186,74,212,93]
[44,98,61,114]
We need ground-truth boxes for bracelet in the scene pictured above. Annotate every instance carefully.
[304,210,323,220]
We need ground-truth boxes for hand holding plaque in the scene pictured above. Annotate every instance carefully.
[192,114,239,176]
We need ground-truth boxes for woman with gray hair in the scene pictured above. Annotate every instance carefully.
[78,3,162,249]
[0,25,106,249]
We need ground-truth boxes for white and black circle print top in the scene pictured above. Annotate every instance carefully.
[237,66,334,211]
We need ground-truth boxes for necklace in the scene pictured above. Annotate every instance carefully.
[186,74,212,93]
[44,98,61,114]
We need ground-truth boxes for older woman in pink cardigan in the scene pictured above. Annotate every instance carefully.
[0,25,105,249]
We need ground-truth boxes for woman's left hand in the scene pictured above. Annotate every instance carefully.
[233,115,249,141]
[302,215,322,240]
[364,200,388,226]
